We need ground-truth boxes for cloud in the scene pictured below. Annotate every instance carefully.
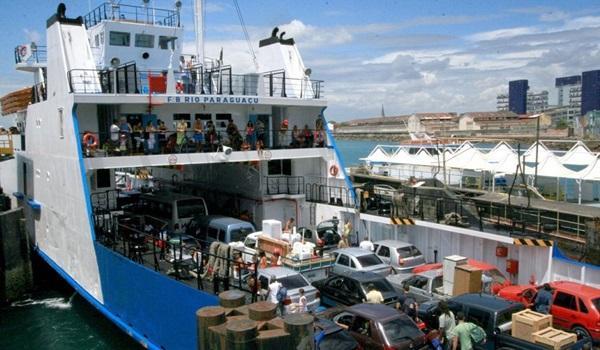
[23,28,41,43]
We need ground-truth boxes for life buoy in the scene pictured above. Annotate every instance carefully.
[329,164,339,177]
[83,133,99,149]
[19,45,27,57]
[176,81,184,94]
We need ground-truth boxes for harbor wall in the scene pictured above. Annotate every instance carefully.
[0,208,32,302]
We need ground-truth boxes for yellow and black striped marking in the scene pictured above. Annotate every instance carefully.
[513,238,553,247]
[390,217,415,225]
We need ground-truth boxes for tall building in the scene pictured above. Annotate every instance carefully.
[509,79,528,114]
[582,70,600,116]
[497,90,548,114]
[554,75,582,123]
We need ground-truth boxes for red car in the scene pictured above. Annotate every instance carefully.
[498,281,600,342]
[412,259,511,294]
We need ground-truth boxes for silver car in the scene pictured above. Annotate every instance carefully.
[373,240,425,272]
[331,248,392,276]
[256,267,320,312]
[386,268,448,303]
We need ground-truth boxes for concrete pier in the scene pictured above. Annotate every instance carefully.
[0,207,32,303]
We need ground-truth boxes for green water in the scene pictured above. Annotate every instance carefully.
[0,140,377,349]
[0,290,141,350]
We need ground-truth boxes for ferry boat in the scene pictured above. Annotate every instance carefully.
[1,2,598,349]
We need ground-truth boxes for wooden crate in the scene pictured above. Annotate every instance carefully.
[452,264,481,296]
[533,327,577,350]
[511,309,552,342]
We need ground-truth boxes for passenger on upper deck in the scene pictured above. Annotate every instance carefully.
[193,117,204,152]
[145,121,157,154]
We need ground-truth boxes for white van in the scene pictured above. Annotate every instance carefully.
[139,192,208,231]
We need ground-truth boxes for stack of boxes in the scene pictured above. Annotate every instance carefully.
[511,309,577,349]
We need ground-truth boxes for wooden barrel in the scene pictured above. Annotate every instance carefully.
[284,313,315,350]
[226,319,258,350]
[248,301,277,321]
[219,290,246,308]
[196,306,226,350]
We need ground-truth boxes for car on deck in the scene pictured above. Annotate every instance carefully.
[313,271,401,307]
[255,267,321,313]
[498,281,600,343]
[332,247,393,276]
[373,240,426,272]
[386,268,448,304]
[297,219,342,252]
[319,303,428,350]
[413,258,510,294]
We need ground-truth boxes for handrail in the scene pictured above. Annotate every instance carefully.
[83,2,180,28]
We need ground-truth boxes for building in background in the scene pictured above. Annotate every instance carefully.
[582,69,600,116]
[498,89,548,114]
[508,79,528,114]
[497,94,508,111]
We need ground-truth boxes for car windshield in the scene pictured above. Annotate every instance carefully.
[497,306,523,330]
[360,280,393,294]
[244,236,256,249]
[177,199,206,219]
[484,268,506,285]
[357,254,384,267]
[382,317,422,344]
[230,228,253,242]
[593,298,600,311]
[278,274,309,290]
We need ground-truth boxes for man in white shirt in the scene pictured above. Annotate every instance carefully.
[110,119,120,148]
[267,276,281,304]
[359,236,374,251]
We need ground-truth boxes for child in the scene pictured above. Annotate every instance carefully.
[298,288,308,313]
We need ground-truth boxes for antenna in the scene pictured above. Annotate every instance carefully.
[232,0,259,71]
[193,0,205,65]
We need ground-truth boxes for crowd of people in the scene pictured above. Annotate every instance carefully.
[85,116,327,156]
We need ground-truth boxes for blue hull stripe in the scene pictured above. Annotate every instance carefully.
[321,107,357,204]
[35,247,160,350]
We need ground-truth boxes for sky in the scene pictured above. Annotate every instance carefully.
[2,1,600,121]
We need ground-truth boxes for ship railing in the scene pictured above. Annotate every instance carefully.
[78,128,328,158]
[305,183,354,208]
[363,187,588,244]
[83,2,180,28]
[67,67,324,99]
[263,175,305,195]
[14,45,46,64]
[96,213,260,299]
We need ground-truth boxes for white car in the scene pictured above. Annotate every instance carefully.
[256,267,321,312]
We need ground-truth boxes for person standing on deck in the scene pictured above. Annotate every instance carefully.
[365,284,384,304]
[193,116,204,152]
[176,119,187,149]
[534,283,554,314]
[343,219,353,245]
[284,218,295,233]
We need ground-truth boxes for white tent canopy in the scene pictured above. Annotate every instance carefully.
[560,141,597,168]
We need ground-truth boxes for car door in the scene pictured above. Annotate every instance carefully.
[342,278,364,305]
[376,245,391,265]
[403,275,431,303]
[349,316,382,349]
[552,291,578,329]
[321,276,346,306]
[334,253,352,275]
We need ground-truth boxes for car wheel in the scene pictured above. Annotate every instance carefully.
[571,325,591,340]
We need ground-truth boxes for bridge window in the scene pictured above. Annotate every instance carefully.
[159,36,177,50]
[135,34,154,48]
[109,31,130,47]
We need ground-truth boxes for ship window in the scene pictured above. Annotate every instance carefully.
[174,113,191,121]
[268,159,291,176]
[58,107,64,139]
[196,113,212,121]
[135,34,154,48]
[109,31,130,47]
[96,169,111,188]
[94,34,100,47]
[159,36,177,50]
[215,113,231,121]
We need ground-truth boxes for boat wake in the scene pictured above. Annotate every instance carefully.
[11,293,76,310]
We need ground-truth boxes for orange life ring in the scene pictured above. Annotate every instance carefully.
[329,164,339,177]
[19,45,27,57]
[83,133,99,149]
[176,81,184,94]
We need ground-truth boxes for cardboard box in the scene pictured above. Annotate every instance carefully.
[511,309,552,342]
[452,265,482,296]
[443,255,467,295]
[533,327,577,350]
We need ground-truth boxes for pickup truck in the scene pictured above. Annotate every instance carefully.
[386,268,449,303]
[230,232,334,283]
[418,293,591,350]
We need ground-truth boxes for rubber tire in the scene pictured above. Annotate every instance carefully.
[572,325,591,341]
